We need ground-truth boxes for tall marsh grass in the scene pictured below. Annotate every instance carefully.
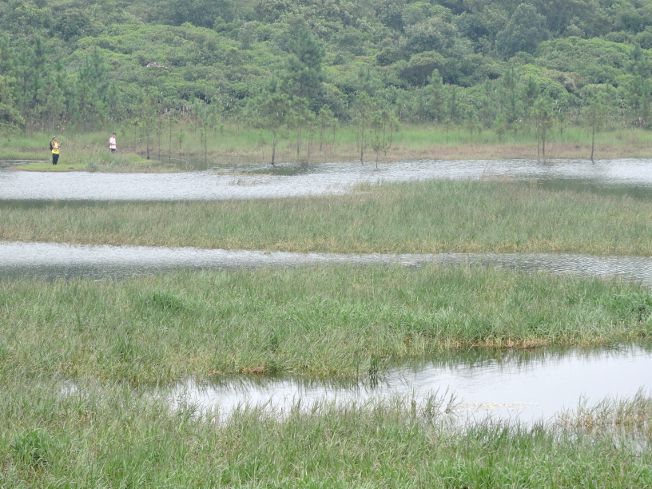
[0,379,650,488]
[2,181,650,255]
[1,266,650,383]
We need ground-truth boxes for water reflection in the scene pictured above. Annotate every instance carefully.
[1,159,651,201]
[163,345,652,425]
[1,241,651,286]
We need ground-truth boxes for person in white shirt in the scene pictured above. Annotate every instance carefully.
[109,133,117,152]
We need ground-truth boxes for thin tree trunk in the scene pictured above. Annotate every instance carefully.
[590,120,596,162]
[536,127,541,162]
[296,126,302,160]
[146,116,151,160]
[157,114,162,161]
[306,130,312,163]
[168,113,172,163]
[319,123,324,153]
[203,129,208,168]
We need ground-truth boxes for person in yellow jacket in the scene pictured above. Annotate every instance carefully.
[49,136,61,165]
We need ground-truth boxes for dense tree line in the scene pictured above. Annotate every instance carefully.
[0,0,651,136]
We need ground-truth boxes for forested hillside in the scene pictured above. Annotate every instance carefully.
[1,0,651,135]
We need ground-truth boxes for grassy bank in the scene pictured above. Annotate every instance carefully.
[2,181,651,256]
[1,266,650,383]
[2,124,652,171]
[1,379,650,488]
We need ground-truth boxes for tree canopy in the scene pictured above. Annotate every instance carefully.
[0,0,650,132]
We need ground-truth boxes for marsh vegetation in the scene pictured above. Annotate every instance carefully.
[2,180,651,255]
[1,266,650,383]
[2,174,650,486]
[2,0,652,484]
[4,126,652,171]
[1,378,650,488]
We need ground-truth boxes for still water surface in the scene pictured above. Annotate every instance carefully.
[163,345,652,425]
[1,241,651,286]
[1,159,651,200]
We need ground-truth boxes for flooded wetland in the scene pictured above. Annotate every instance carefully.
[6,1,652,482]
[1,159,651,485]
[2,158,652,200]
[162,344,652,425]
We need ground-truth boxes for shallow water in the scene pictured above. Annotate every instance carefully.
[1,159,651,200]
[1,241,651,286]
[163,345,652,425]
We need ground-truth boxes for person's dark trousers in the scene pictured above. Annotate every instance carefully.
[52,154,59,165]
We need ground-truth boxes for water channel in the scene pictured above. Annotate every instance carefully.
[1,158,651,200]
[1,241,651,286]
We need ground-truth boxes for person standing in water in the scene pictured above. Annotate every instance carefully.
[109,132,117,152]
[49,136,60,165]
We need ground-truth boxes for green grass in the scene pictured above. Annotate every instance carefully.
[2,124,652,171]
[0,130,148,169]
[1,266,650,384]
[13,155,159,173]
[2,181,651,256]
[0,379,650,488]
